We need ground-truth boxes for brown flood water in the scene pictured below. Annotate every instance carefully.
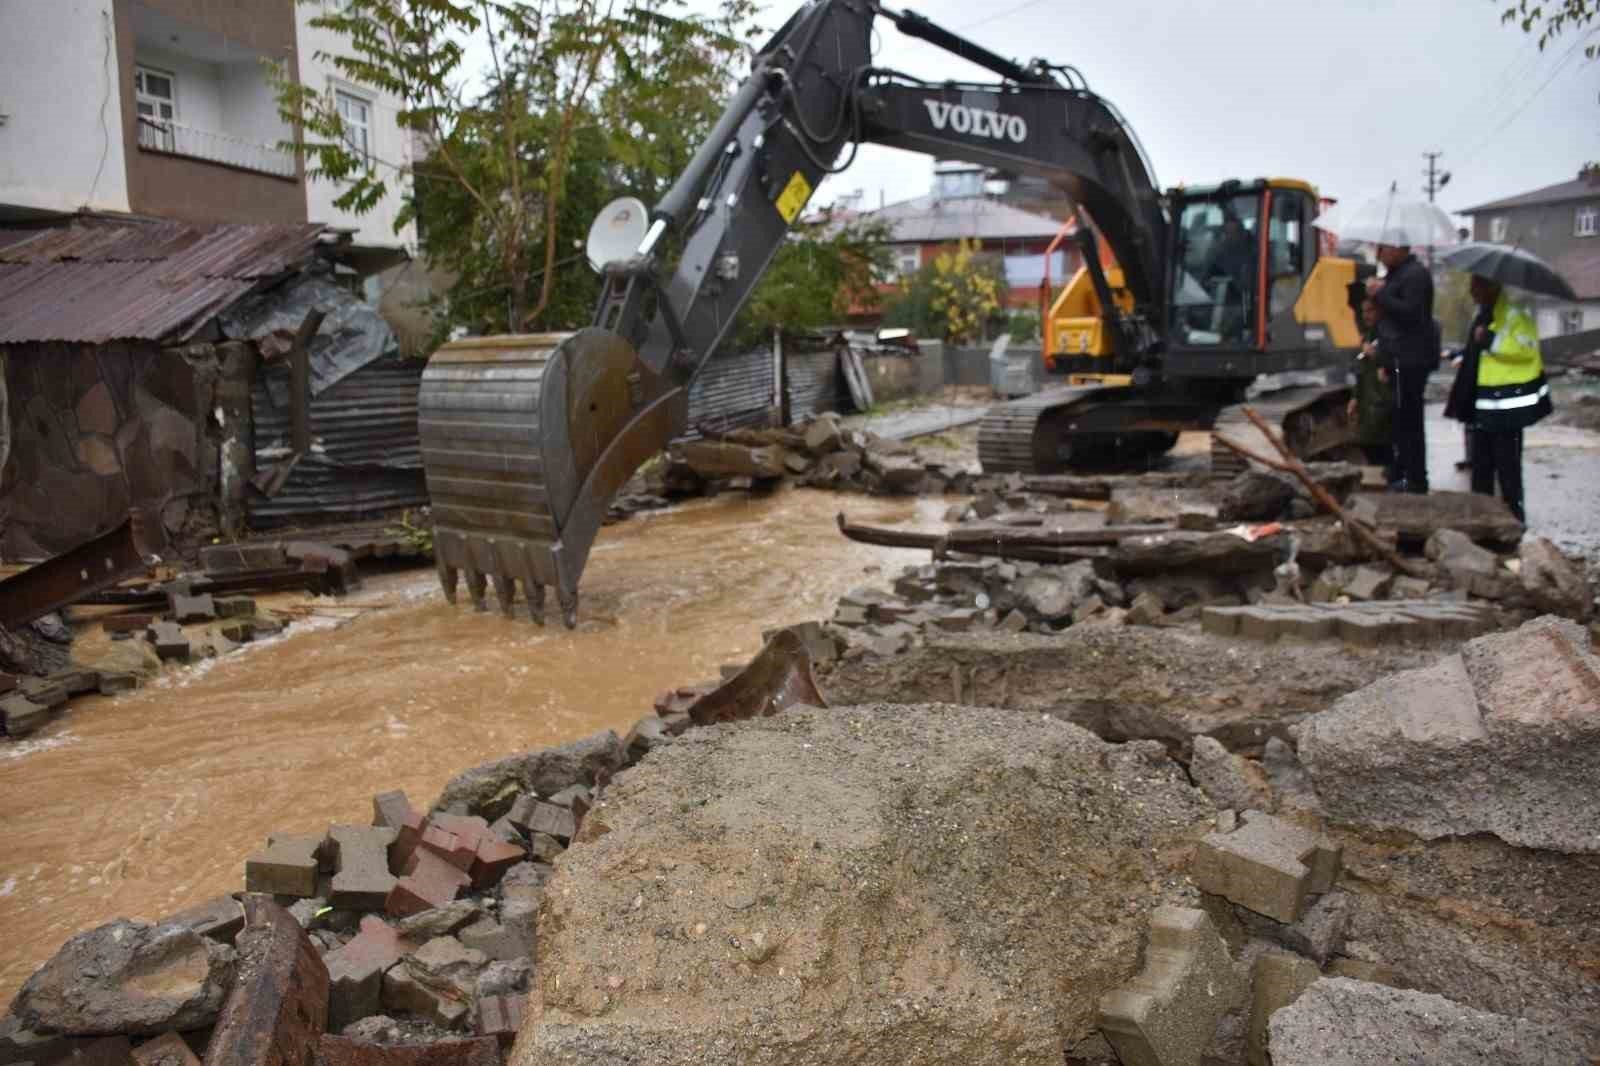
[0,487,945,1003]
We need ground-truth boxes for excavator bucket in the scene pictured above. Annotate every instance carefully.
[418,328,687,627]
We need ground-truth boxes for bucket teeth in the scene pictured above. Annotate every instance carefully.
[527,583,547,626]
[493,575,516,618]
[465,569,488,612]
[438,562,459,604]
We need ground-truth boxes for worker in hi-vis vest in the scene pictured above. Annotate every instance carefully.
[1468,274,1552,523]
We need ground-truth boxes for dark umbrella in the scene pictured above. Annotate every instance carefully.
[1440,241,1577,300]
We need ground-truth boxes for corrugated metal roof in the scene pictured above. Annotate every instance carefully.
[857,195,1065,243]
[0,219,323,345]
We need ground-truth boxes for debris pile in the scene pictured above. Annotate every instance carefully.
[650,411,976,500]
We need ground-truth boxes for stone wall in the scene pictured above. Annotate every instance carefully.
[0,340,249,558]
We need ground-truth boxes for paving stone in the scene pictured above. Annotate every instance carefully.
[1200,606,1244,637]
[1335,611,1403,648]
[405,937,487,1006]
[160,895,244,946]
[526,832,564,864]
[389,810,425,872]
[168,593,217,624]
[469,835,524,890]
[475,994,524,1047]
[17,677,67,708]
[417,825,477,873]
[385,849,470,918]
[1234,607,1283,642]
[1097,907,1243,1066]
[1341,566,1392,602]
[1274,611,1338,642]
[130,1031,199,1066]
[324,915,414,1031]
[97,672,140,695]
[328,825,399,911]
[430,813,490,853]
[1268,977,1586,1065]
[1191,810,1340,924]
[1246,952,1319,1066]
[216,621,254,644]
[380,965,468,1030]
[0,694,52,737]
[509,798,575,842]
[372,790,413,832]
[146,622,190,661]
[245,834,322,898]
[832,604,869,627]
[213,596,256,619]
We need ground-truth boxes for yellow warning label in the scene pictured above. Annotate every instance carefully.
[774,171,812,224]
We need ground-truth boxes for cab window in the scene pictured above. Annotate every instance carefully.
[1172,191,1259,347]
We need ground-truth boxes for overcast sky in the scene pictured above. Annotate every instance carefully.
[463,0,1597,220]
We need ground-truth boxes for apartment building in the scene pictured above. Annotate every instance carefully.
[0,0,412,258]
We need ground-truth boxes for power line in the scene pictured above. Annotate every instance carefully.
[1454,28,1596,169]
[955,0,1050,33]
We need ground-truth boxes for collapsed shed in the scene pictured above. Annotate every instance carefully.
[0,218,426,559]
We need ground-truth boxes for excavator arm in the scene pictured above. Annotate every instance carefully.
[419,0,1167,625]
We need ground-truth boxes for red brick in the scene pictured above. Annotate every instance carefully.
[475,994,525,1046]
[372,790,414,831]
[431,814,490,853]
[389,810,425,873]
[385,850,469,917]
[417,825,476,872]
[469,836,525,890]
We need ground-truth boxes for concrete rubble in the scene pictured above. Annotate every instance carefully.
[1268,977,1587,1065]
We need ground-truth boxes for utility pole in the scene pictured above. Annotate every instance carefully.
[1422,151,1451,203]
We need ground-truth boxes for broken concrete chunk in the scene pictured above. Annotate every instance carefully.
[1189,736,1273,812]
[1236,890,1350,966]
[1341,565,1392,602]
[10,918,236,1037]
[1298,615,1600,852]
[245,834,323,897]
[1097,907,1243,1066]
[0,694,52,738]
[168,593,216,624]
[380,964,468,1030]
[509,798,575,842]
[1191,810,1340,924]
[396,899,484,941]
[1268,977,1586,1065]
[159,895,245,946]
[432,730,625,817]
[130,1031,200,1066]
[458,917,524,962]
[1518,536,1590,620]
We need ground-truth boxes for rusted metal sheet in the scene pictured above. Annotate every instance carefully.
[0,511,165,629]
[312,1037,500,1066]
[684,345,776,437]
[686,628,827,726]
[204,895,328,1066]
[0,220,323,345]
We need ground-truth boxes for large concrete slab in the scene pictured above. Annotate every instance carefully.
[1298,616,1600,852]
[1268,977,1586,1065]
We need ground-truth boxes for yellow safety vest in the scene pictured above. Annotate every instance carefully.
[1474,291,1550,431]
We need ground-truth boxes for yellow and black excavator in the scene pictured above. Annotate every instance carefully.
[418,0,1367,626]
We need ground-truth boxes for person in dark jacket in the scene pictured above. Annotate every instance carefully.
[1443,295,1495,471]
[1347,297,1394,474]
[1366,244,1436,493]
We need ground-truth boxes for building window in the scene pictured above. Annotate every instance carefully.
[336,89,371,160]
[1563,309,1585,335]
[897,248,921,278]
[1576,206,1598,238]
[135,65,176,122]
[1489,215,1508,242]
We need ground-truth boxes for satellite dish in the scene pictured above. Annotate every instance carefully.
[585,196,649,272]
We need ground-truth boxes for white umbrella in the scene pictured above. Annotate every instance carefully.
[1313,187,1459,247]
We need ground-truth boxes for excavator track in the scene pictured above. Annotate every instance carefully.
[419,330,686,627]
[977,386,1120,473]
[1209,384,1355,479]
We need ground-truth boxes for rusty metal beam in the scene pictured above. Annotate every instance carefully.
[0,511,165,630]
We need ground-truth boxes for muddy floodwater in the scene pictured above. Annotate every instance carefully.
[0,487,944,1003]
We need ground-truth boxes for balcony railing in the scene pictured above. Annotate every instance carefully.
[137,117,296,180]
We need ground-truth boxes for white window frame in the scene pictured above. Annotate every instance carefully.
[1489,215,1508,242]
[134,64,177,122]
[1575,205,1598,238]
[335,88,372,161]
[896,247,921,278]
[1562,309,1585,335]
